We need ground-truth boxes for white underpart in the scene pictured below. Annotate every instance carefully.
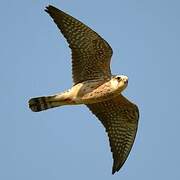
[54,83,84,101]
[69,83,84,98]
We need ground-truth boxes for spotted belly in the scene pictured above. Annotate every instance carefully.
[74,81,117,104]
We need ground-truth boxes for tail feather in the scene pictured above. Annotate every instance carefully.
[28,96,61,112]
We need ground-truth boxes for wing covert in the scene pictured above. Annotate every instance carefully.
[45,5,113,84]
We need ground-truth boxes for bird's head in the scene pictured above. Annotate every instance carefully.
[110,75,128,93]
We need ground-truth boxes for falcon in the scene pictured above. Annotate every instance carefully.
[28,5,139,174]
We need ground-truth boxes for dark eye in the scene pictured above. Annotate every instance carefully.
[116,77,121,81]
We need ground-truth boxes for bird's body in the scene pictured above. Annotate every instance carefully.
[28,5,139,174]
[29,75,128,111]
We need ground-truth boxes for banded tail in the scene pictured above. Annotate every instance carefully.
[28,92,74,112]
[28,96,59,112]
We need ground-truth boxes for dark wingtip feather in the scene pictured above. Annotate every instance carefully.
[112,159,125,175]
[112,169,116,175]
[112,164,117,175]
[112,165,118,175]
[44,5,51,13]
[112,166,120,175]
[44,5,59,13]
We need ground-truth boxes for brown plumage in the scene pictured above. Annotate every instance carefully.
[45,5,112,84]
[87,95,139,174]
[29,5,139,174]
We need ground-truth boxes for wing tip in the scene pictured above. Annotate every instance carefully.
[44,5,57,13]
[112,166,121,175]
[112,159,125,175]
[112,167,119,175]
[112,169,116,175]
[44,5,50,14]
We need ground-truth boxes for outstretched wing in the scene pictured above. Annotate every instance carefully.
[87,94,139,174]
[45,5,113,84]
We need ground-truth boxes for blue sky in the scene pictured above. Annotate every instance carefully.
[1,0,180,179]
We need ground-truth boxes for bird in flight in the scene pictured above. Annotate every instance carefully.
[29,5,139,174]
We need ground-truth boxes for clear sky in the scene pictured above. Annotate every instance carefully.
[1,0,180,179]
